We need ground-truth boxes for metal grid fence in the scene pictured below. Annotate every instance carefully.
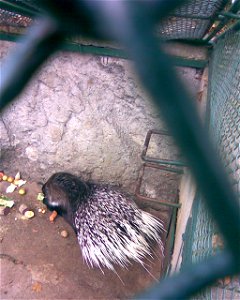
[158,0,227,40]
[0,8,31,27]
[0,0,228,40]
[210,28,240,195]
[0,1,240,299]
[182,24,240,300]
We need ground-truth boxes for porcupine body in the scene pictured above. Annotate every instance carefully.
[42,172,164,272]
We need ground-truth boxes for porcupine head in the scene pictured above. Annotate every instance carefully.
[42,172,88,232]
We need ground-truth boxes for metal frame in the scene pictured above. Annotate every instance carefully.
[135,162,182,209]
[0,1,239,299]
[141,129,187,167]
[135,129,183,279]
[0,31,209,68]
[204,0,240,42]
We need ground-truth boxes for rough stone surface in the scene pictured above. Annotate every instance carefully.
[0,41,200,193]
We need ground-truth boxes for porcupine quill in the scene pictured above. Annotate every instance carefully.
[42,172,165,280]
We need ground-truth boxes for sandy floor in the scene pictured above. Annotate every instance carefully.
[0,178,169,299]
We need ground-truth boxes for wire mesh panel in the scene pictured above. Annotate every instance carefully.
[0,8,31,27]
[210,29,240,197]
[182,26,240,299]
[182,193,218,299]
[0,0,227,40]
[174,0,226,17]
[157,0,227,40]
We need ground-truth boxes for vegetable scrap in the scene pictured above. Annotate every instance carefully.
[16,180,27,188]
[19,203,28,214]
[0,195,14,216]
[24,210,35,219]
[19,204,35,219]
[6,184,17,193]
[0,206,11,216]
[49,210,58,222]
[0,172,64,226]
[0,171,27,194]
[0,195,14,208]
[37,193,44,201]
[15,171,21,181]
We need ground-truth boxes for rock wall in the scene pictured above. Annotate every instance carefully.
[0,41,200,192]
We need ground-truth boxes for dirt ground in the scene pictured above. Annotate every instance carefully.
[0,177,169,300]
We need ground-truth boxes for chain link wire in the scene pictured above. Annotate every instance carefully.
[182,26,240,300]
[0,0,227,40]
[158,0,227,40]
[0,0,240,299]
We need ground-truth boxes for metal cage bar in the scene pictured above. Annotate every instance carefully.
[0,0,240,299]
[204,0,240,42]
[141,129,187,167]
[135,162,182,209]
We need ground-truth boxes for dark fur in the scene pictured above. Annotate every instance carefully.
[42,172,90,231]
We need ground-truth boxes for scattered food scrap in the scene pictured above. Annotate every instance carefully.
[6,183,17,193]
[19,204,28,214]
[24,210,35,219]
[60,230,69,238]
[0,173,59,223]
[49,210,58,222]
[0,206,11,216]
[37,192,44,201]
[32,282,42,293]
[7,176,14,183]
[2,175,8,181]
[0,201,13,215]
[38,208,46,214]
[16,180,27,188]
[18,188,26,195]
[0,195,14,208]
[0,171,27,194]
[15,171,21,181]
[19,204,35,219]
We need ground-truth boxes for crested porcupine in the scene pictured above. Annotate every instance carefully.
[42,172,164,273]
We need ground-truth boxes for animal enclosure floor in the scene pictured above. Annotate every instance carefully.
[0,180,168,300]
